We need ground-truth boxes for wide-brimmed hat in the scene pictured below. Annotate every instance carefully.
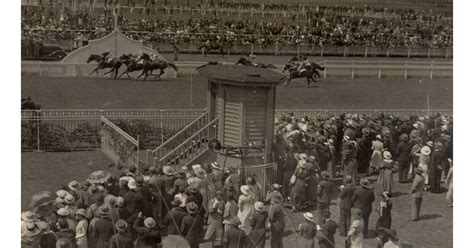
[421,146,431,155]
[415,137,423,144]
[254,202,264,212]
[115,219,128,232]
[64,194,75,204]
[375,134,382,140]
[362,128,370,135]
[299,153,308,160]
[387,229,398,240]
[383,151,392,160]
[21,211,37,222]
[240,185,251,195]
[163,166,174,176]
[56,208,70,217]
[171,197,181,206]
[435,142,443,149]
[382,191,392,199]
[298,160,308,168]
[211,162,221,170]
[426,141,434,147]
[75,208,87,218]
[188,185,199,193]
[56,189,68,199]
[176,170,186,178]
[23,222,41,237]
[127,178,137,189]
[413,123,420,129]
[303,212,314,222]
[186,202,198,214]
[144,217,156,228]
[272,183,282,190]
[321,170,331,180]
[68,180,81,191]
[99,205,110,216]
[344,175,353,183]
[415,166,423,174]
[195,168,206,178]
[359,178,371,188]
[400,133,409,141]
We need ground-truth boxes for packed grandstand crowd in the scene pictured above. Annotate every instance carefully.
[21,3,452,55]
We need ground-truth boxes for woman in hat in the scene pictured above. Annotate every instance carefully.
[223,193,239,234]
[415,146,431,191]
[204,191,225,246]
[91,205,114,248]
[370,134,384,175]
[74,208,88,248]
[209,162,224,195]
[109,219,134,248]
[246,176,262,201]
[181,202,204,248]
[378,151,395,194]
[248,201,268,248]
[133,212,161,248]
[265,184,284,204]
[291,160,310,212]
[347,208,364,248]
[298,212,317,248]
[237,185,256,235]
[375,192,393,231]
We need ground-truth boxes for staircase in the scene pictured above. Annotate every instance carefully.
[147,112,218,169]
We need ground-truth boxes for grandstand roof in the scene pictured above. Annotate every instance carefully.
[197,64,286,86]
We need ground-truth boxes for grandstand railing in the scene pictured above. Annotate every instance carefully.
[151,111,209,161]
[275,109,453,118]
[151,117,218,169]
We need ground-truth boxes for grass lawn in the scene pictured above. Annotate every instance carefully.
[22,151,452,247]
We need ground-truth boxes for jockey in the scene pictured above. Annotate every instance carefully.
[135,50,144,65]
[249,54,257,66]
[297,56,310,73]
[101,50,112,63]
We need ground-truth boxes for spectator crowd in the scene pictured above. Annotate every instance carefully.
[21,110,453,248]
[21,3,452,57]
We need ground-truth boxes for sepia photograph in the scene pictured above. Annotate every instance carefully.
[14,0,460,247]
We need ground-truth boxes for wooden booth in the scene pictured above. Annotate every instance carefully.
[197,64,285,192]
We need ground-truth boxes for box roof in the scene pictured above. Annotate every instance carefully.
[196,64,286,86]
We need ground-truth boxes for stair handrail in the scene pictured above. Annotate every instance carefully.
[159,118,218,165]
[152,111,208,154]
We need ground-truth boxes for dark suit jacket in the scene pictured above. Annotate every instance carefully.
[223,227,249,248]
[180,214,203,246]
[109,232,134,248]
[299,221,317,240]
[351,187,375,214]
[317,219,338,248]
[162,207,187,235]
[54,229,75,247]
[318,179,335,204]
[339,184,356,210]
[93,217,115,248]
[122,190,145,215]
[396,141,411,162]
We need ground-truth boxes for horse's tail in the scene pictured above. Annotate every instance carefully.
[168,63,178,71]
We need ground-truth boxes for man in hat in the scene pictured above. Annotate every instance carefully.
[92,206,114,248]
[248,201,268,248]
[224,167,241,202]
[133,213,162,247]
[186,185,204,216]
[222,216,249,248]
[109,219,134,248]
[56,208,77,231]
[338,175,355,236]
[135,175,154,218]
[123,178,145,216]
[54,218,76,246]
[21,222,42,247]
[74,209,88,248]
[209,162,224,195]
[282,147,298,200]
[299,212,317,248]
[204,191,225,246]
[68,180,87,209]
[396,133,411,183]
[162,197,187,236]
[265,184,284,204]
[430,142,446,193]
[410,167,425,221]
[316,211,337,248]
[351,178,375,238]
[181,202,204,248]
[317,171,335,225]
[268,194,285,248]
[149,166,166,221]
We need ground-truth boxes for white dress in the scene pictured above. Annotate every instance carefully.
[237,193,255,235]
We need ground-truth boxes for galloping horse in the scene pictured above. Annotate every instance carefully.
[136,59,178,81]
[21,97,41,110]
[282,61,326,87]
[117,54,144,79]
[198,41,233,57]
[87,54,123,79]
[236,57,277,69]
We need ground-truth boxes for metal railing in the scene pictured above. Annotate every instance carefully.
[275,109,453,118]
[151,117,218,169]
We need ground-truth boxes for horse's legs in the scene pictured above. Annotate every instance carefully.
[143,71,149,81]
[136,70,145,79]
[90,67,99,75]
[104,68,115,75]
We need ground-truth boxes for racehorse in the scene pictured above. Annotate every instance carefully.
[87,54,123,79]
[198,41,233,57]
[236,57,277,69]
[282,62,325,87]
[117,54,144,79]
[21,97,41,110]
[135,59,178,81]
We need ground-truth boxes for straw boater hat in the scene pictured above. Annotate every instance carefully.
[56,208,70,217]
[413,123,420,129]
[191,164,202,171]
[163,166,174,176]
[298,160,308,169]
[64,194,75,204]
[56,190,68,199]
[254,202,264,212]
[115,219,128,232]
[186,202,198,214]
[303,212,314,222]
[195,168,206,178]
[144,217,156,228]
[68,180,81,191]
[382,191,392,199]
[240,185,251,195]
[435,142,443,150]
[272,183,282,190]
[359,178,371,189]
[426,141,434,148]
[21,211,37,222]
[421,146,431,156]
[383,151,392,160]
[75,209,87,218]
[99,206,111,217]
[321,170,331,180]
[171,197,181,206]
[127,178,137,190]
[211,162,221,170]
[299,153,308,161]
[400,133,409,142]
[343,135,351,142]
[23,222,41,237]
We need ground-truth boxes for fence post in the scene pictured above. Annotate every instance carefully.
[36,110,41,152]
[386,48,389,58]
[408,47,411,58]
[343,46,347,57]
[351,60,355,79]
[378,62,382,79]
[320,46,324,57]
[404,61,408,79]
[365,46,368,57]
[275,43,278,56]
[445,48,449,59]
[297,45,300,57]
[323,60,327,79]
[427,48,431,58]
[251,44,254,55]
[430,61,434,79]
[39,61,42,77]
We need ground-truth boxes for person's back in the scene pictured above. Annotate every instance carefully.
[109,232,134,248]
[162,207,187,235]
[352,187,375,213]
[223,226,248,248]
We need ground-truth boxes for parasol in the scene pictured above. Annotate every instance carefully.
[87,170,111,184]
